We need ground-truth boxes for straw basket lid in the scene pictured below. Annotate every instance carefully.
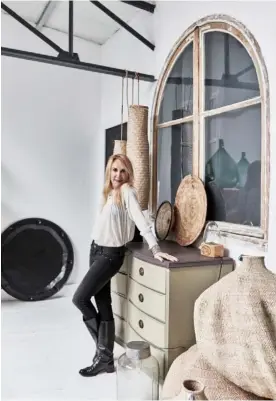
[155,201,174,241]
[174,175,207,246]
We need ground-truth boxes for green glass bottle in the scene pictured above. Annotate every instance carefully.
[237,151,250,188]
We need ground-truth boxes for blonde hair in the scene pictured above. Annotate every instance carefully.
[103,154,134,205]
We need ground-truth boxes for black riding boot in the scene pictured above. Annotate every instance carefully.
[79,320,115,377]
[83,316,99,361]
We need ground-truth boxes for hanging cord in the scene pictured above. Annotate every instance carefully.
[131,75,134,105]
[135,72,140,105]
[120,75,124,141]
[125,70,129,109]
[138,73,140,105]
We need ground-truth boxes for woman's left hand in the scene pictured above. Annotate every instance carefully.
[154,252,178,262]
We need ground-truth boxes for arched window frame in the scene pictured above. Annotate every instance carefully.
[150,15,270,244]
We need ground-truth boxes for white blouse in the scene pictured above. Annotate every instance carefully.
[91,185,158,249]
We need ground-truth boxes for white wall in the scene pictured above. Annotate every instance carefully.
[1,13,101,293]
[98,1,276,272]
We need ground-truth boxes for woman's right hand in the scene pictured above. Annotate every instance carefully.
[154,251,178,263]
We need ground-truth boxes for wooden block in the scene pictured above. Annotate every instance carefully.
[200,242,224,258]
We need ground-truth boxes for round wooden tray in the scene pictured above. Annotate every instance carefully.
[174,175,207,246]
[155,201,174,241]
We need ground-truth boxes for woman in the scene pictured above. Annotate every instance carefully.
[73,154,178,377]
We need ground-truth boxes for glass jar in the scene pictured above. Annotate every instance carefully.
[117,341,159,400]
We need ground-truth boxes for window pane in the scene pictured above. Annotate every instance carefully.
[205,104,261,226]
[204,32,260,110]
[157,123,193,205]
[159,42,193,124]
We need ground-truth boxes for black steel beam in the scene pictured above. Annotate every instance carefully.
[1,47,155,82]
[1,2,63,53]
[90,1,155,51]
[69,1,73,55]
[121,1,155,13]
[167,77,258,91]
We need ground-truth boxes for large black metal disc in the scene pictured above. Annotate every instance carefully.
[1,218,74,301]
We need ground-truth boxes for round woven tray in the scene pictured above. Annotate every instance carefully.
[174,175,207,246]
[155,201,174,240]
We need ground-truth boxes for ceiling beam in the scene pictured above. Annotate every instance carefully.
[167,76,258,91]
[2,2,99,45]
[1,2,63,53]
[121,1,155,13]
[36,1,58,31]
[68,1,74,55]
[1,47,155,82]
[90,1,155,51]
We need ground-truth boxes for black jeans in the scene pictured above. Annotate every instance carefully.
[72,241,125,321]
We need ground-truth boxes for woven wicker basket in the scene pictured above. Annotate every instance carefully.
[113,140,127,155]
[127,105,150,210]
[174,175,207,246]
[155,201,174,240]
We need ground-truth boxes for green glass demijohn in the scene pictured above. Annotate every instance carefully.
[205,139,239,188]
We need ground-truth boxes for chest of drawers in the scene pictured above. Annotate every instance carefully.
[111,240,234,380]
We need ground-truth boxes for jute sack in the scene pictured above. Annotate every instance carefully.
[162,345,263,400]
[194,256,276,399]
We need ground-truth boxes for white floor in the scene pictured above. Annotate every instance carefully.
[1,284,125,400]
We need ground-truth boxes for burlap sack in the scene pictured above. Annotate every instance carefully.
[162,345,263,400]
[194,256,276,399]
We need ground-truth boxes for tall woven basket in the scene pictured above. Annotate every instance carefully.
[127,105,150,210]
[113,140,127,155]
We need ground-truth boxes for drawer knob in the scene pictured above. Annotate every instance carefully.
[138,293,144,302]
[139,267,144,276]
[138,319,144,329]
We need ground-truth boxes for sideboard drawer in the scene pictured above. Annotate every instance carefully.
[112,292,127,321]
[130,257,166,294]
[111,272,127,296]
[128,301,166,349]
[128,277,166,322]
